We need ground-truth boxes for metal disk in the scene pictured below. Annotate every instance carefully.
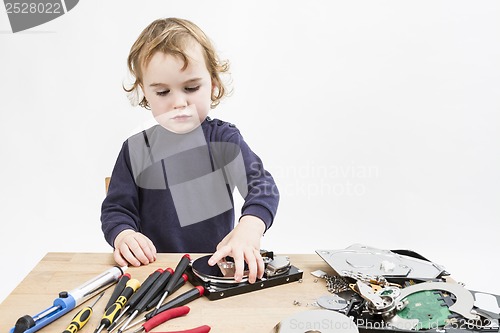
[317,294,349,311]
[191,255,249,284]
[272,309,359,333]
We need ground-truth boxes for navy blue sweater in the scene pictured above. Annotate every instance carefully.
[101,118,279,253]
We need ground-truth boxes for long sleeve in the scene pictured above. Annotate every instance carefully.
[207,119,279,231]
[101,141,141,247]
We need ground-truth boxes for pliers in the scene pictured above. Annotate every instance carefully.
[128,306,210,333]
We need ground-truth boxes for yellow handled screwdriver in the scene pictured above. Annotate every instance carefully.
[94,279,141,333]
[61,292,105,333]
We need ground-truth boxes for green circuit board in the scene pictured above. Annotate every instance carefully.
[397,290,452,330]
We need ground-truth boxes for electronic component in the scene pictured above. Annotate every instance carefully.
[187,253,303,300]
[314,245,500,333]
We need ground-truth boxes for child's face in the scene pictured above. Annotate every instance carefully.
[141,42,213,134]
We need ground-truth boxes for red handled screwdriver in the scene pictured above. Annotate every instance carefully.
[127,286,205,330]
[145,274,188,312]
[146,286,204,321]
[94,279,141,333]
[61,292,105,333]
[150,254,191,317]
[117,268,174,333]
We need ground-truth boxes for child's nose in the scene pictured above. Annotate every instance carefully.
[172,91,188,109]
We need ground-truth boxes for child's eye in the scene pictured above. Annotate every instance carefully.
[156,90,170,96]
[185,86,200,93]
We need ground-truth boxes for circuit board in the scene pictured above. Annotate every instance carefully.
[397,290,452,330]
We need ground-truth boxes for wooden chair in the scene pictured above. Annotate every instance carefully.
[105,177,111,193]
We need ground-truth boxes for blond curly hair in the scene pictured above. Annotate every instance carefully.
[124,18,229,109]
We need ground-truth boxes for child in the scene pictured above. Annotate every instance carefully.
[101,18,279,283]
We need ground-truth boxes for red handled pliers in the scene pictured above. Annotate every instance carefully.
[129,306,210,333]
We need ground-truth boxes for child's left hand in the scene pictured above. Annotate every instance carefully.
[208,215,266,284]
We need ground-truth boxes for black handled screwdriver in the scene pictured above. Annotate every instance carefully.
[104,273,131,311]
[145,273,188,312]
[61,292,105,333]
[127,286,205,330]
[150,254,191,317]
[147,286,204,321]
[94,279,141,333]
[117,268,174,333]
[107,268,163,332]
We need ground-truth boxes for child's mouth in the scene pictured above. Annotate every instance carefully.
[172,114,192,121]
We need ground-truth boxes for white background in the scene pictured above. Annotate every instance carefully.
[0,0,499,306]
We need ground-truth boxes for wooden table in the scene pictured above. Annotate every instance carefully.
[0,253,336,332]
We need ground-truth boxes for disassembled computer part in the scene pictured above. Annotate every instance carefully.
[316,244,447,280]
[314,244,500,333]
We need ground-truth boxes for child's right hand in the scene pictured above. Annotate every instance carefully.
[113,229,157,267]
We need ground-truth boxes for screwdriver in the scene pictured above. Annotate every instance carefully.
[94,278,141,333]
[146,286,204,321]
[62,292,105,333]
[150,254,191,317]
[10,266,126,333]
[126,286,205,330]
[145,274,188,312]
[117,268,174,333]
[108,268,165,332]
[105,273,131,311]
[129,306,190,333]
